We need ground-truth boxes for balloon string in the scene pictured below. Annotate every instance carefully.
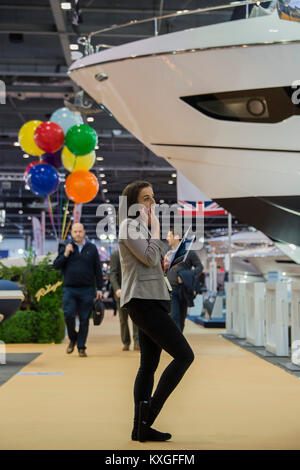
[61,199,69,241]
[57,180,61,240]
[62,217,72,242]
[62,203,76,241]
[47,195,58,240]
[60,169,64,238]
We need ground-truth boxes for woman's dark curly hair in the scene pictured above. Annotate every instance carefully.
[119,180,153,221]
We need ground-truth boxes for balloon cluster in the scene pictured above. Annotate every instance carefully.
[19,108,99,203]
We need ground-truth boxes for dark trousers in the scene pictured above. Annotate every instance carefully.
[170,287,188,332]
[116,298,139,346]
[126,298,194,425]
[62,286,95,350]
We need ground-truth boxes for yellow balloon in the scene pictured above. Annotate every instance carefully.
[62,146,96,172]
[18,120,44,156]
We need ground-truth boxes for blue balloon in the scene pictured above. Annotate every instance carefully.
[28,163,59,197]
[50,107,83,135]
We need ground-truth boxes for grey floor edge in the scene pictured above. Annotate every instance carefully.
[221,334,300,380]
[0,353,41,387]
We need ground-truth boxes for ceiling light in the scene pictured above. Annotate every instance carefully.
[18,248,24,255]
[96,156,104,161]
[99,173,105,178]
[23,154,29,159]
[27,216,31,220]
[18,210,23,214]
[100,234,107,240]
[171,173,177,178]
[87,117,94,122]
[282,272,286,276]
[106,199,110,203]
[13,141,20,146]
[168,180,174,184]
[61,2,71,9]
[95,145,99,149]
[108,234,116,241]
[103,188,108,193]
[159,199,165,203]
[102,181,107,185]
[69,44,79,51]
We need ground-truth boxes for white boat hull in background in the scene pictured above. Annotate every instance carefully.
[69,10,300,245]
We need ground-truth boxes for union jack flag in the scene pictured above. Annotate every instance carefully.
[204,201,227,216]
[177,200,226,216]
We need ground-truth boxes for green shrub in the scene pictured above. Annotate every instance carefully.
[0,309,65,344]
[0,250,65,343]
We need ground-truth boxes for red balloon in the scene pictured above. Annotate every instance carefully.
[34,121,64,153]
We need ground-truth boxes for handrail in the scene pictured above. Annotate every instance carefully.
[77,1,268,55]
[89,1,262,40]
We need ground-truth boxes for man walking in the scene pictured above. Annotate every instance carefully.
[53,223,103,357]
[110,249,139,351]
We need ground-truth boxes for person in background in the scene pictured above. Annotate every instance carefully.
[164,228,203,332]
[53,223,103,357]
[119,181,194,443]
[109,249,139,351]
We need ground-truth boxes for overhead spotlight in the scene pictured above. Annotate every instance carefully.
[13,141,20,146]
[171,173,177,178]
[168,180,174,184]
[101,181,107,185]
[99,174,105,178]
[61,2,71,9]
[18,210,23,214]
[103,188,108,193]
[100,234,107,240]
[95,145,99,150]
[23,154,29,159]
[159,199,165,203]
[96,156,104,161]
[69,44,79,51]
[87,116,94,122]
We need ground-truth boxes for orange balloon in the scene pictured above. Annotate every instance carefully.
[65,170,99,203]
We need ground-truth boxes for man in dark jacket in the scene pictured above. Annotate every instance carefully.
[164,228,203,332]
[109,249,139,351]
[53,223,103,357]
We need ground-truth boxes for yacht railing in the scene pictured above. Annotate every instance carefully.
[77,1,274,56]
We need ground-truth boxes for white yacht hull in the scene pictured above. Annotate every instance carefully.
[69,11,300,244]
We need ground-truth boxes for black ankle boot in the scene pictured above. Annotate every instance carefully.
[134,401,171,443]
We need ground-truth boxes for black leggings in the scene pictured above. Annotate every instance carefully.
[126,298,194,422]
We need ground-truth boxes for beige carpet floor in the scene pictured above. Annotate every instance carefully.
[1,311,300,450]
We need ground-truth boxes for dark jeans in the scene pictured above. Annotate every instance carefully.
[126,298,194,425]
[62,286,95,350]
[170,287,188,332]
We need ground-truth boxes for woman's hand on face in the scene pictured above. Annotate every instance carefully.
[149,205,160,239]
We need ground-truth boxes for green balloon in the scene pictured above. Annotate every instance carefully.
[65,124,98,156]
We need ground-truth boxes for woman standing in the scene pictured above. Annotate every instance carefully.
[118,181,194,442]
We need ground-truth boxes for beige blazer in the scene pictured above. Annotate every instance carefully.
[118,218,170,307]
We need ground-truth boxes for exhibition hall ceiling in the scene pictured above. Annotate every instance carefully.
[0,0,246,239]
